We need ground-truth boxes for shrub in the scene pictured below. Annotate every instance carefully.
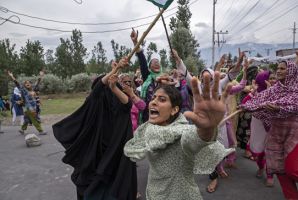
[40,74,64,94]
[68,73,92,93]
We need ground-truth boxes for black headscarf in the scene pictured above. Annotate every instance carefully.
[53,78,137,199]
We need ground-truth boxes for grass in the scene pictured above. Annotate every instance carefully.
[41,97,85,115]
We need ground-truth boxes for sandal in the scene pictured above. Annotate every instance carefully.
[265,178,274,187]
[206,179,218,193]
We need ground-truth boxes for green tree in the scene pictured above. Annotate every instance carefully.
[87,42,108,74]
[55,38,72,79]
[146,42,158,61]
[55,29,87,79]
[111,40,131,62]
[19,40,45,76]
[169,0,192,30]
[44,49,55,73]
[169,0,204,74]
[0,39,19,95]
[70,29,87,75]
[159,49,169,69]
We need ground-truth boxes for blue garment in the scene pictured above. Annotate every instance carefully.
[0,98,5,111]
[11,94,24,116]
[14,81,36,112]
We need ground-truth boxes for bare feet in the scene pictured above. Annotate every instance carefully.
[207,179,218,193]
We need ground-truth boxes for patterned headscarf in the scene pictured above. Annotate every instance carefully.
[242,61,298,128]
[255,70,270,93]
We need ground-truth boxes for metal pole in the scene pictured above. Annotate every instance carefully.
[293,22,296,54]
[212,0,217,66]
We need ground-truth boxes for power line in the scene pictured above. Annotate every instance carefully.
[228,0,262,32]
[226,0,297,42]
[216,0,237,29]
[253,4,298,32]
[0,5,174,25]
[0,0,200,26]
[224,0,251,30]
[230,0,282,34]
[3,11,176,34]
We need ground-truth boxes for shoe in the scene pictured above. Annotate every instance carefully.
[25,134,41,147]
[38,131,47,135]
[19,130,25,135]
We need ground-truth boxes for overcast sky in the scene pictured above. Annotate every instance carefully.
[1,0,297,60]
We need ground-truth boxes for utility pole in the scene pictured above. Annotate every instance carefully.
[212,0,217,66]
[291,22,296,54]
[214,30,228,47]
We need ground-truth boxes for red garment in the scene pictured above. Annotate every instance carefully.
[277,144,298,199]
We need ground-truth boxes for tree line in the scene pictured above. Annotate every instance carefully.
[0,0,205,95]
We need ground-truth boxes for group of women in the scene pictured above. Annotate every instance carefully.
[53,29,298,200]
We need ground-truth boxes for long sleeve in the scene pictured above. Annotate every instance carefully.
[136,51,149,81]
[181,126,210,157]
[133,99,146,111]
[177,60,192,85]
[229,79,247,95]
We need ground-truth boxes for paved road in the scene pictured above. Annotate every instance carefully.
[0,125,285,200]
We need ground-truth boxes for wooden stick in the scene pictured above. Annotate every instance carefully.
[218,109,243,127]
[127,8,165,61]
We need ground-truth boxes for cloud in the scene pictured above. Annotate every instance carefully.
[195,22,209,28]
[9,32,27,37]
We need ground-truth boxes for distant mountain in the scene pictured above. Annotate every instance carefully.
[199,42,298,67]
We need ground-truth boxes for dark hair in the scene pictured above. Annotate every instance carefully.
[154,84,182,123]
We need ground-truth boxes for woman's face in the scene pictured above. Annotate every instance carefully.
[268,73,277,86]
[276,62,287,82]
[24,81,32,90]
[150,59,161,73]
[148,88,179,126]
[120,76,132,87]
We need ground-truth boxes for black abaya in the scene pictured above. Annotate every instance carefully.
[52,80,137,200]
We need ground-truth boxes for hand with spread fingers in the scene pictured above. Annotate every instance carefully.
[184,72,232,141]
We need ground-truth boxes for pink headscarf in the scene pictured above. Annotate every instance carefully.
[241,61,298,129]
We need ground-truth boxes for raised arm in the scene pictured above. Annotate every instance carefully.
[108,74,129,104]
[34,70,45,91]
[130,29,150,81]
[123,85,146,111]
[228,58,250,95]
[172,49,192,85]
[101,57,128,85]
[7,71,20,88]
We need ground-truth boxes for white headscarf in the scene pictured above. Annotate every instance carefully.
[14,87,21,96]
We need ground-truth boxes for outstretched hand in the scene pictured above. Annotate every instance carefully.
[184,72,232,141]
[130,28,138,45]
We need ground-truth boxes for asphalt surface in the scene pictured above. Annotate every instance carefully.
[0,125,285,200]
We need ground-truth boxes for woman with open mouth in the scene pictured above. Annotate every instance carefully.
[124,72,235,200]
